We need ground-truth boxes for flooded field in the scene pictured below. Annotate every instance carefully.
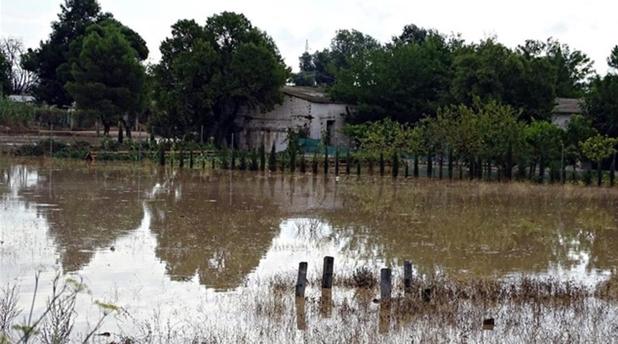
[2,158,618,343]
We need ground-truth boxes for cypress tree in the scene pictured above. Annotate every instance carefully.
[335,147,340,176]
[268,143,277,172]
[158,144,165,166]
[250,149,259,171]
[300,154,306,173]
[611,153,616,187]
[220,147,229,170]
[392,151,399,178]
[324,146,329,175]
[239,151,247,170]
[448,149,454,180]
[290,147,296,173]
[312,151,318,174]
[259,142,266,171]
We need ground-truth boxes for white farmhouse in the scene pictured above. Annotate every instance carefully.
[235,86,350,152]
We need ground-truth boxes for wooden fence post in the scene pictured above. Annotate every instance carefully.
[295,262,308,298]
[321,256,334,289]
[380,268,392,302]
[403,261,412,294]
[422,288,432,303]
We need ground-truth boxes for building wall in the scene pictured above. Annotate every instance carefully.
[552,113,574,129]
[236,95,348,152]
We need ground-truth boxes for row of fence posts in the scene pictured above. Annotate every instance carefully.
[294,257,494,333]
[154,145,617,187]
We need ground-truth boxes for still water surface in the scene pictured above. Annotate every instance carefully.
[1,158,618,338]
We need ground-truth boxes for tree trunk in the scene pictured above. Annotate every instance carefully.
[448,150,454,180]
[414,155,419,178]
[469,158,475,180]
[506,145,513,180]
[597,160,603,187]
[611,153,616,187]
[458,160,463,180]
[125,118,132,140]
[117,120,124,143]
[427,154,433,178]
[438,154,444,179]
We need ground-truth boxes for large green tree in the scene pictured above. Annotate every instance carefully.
[293,29,379,87]
[452,39,557,121]
[586,74,618,137]
[331,26,452,123]
[65,22,145,141]
[22,0,102,106]
[22,0,148,107]
[585,48,618,137]
[519,39,593,98]
[152,12,289,143]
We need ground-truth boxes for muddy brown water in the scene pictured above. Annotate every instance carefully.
[2,158,618,342]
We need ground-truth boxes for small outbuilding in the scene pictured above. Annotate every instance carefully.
[551,98,583,129]
[235,86,351,152]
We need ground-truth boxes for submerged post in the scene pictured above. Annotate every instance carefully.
[403,261,412,293]
[321,256,334,289]
[295,262,308,298]
[380,268,392,302]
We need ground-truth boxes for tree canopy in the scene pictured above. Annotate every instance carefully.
[151,12,289,143]
[585,47,618,138]
[22,0,147,107]
[65,21,146,139]
[292,29,379,87]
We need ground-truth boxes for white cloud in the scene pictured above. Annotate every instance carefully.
[1,0,616,73]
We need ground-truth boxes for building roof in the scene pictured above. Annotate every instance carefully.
[8,94,36,103]
[553,98,583,115]
[282,86,342,104]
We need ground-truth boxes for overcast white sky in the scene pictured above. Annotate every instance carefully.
[0,0,616,73]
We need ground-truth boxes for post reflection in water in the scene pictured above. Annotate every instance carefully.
[378,302,391,335]
[2,159,618,333]
[295,297,307,331]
